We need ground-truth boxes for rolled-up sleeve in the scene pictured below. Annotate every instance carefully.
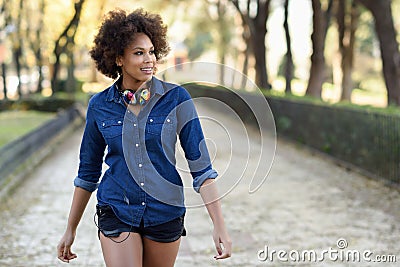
[177,87,218,193]
[74,99,106,192]
[74,176,99,192]
[192,168,218,193]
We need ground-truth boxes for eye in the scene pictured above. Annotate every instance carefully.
[149,50,155,55]
[134,51,143,55]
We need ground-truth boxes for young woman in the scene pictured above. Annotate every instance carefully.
[57,8,231,266]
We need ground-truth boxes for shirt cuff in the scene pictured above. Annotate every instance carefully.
[74,176,99,192]
[193,169,218,193]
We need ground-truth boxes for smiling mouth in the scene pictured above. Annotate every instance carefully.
[141,67,153,72]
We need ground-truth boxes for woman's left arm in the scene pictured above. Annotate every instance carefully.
[199,178,232,260]
[175,87,231,258]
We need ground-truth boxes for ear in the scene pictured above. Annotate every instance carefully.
[116,56,123,67]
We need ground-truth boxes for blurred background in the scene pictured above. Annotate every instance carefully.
[1,0,400,189]
[0,0,399,106]
[1,0,400,199]
[1,1,400,266]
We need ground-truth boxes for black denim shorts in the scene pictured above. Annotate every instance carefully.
[96,205,186,243]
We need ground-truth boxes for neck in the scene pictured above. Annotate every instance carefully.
[119,76,152,92]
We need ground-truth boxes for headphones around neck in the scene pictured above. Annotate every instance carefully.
[122,88,151,106]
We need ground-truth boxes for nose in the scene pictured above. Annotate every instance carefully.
[143,52,152,63]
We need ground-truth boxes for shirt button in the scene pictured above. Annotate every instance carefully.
[140,182,144,186]
[138,163,143,168]
[135,143,139,147]
[149,119,154,122]
[167,119,171,123]
[133,123,137,127]
[118,121,122,124]
[102,122,105,127]
[141,202,145,206]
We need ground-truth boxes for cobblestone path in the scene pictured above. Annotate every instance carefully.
[0,103,399,266]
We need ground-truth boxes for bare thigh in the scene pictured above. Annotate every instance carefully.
[100,232,143,267]
[142,237,181,267]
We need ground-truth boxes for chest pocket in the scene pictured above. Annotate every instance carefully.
[146,115,176,136]
[99,118,123,139]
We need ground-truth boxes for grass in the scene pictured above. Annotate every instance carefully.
[27,90,91,105]
[0,110,55,148]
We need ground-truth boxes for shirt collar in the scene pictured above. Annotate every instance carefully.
[106,76,166,103]
[106,77,121,103]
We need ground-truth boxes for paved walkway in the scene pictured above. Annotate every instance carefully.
[0,103,399,266]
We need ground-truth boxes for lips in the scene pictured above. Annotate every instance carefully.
[141,67,153,74]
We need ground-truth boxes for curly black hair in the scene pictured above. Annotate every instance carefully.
[89,8,170,79]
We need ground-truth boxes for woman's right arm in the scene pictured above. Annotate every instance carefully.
[57,100,106,263]
[57,187,92,263]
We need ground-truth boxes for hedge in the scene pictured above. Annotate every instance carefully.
[0,98,75,112]
[184,83,400,186]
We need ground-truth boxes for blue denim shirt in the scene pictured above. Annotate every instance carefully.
[74,76,217,227]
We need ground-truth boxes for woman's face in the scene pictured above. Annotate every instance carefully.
[117,33,156,87]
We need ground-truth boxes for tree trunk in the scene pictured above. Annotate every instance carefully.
[89,0,107,83]
[25,0,45,94]
[219,54,225,85]
[343,1,358,101]
[12,47,22,98]
[306,0,333,98]
[231,0,271,89]
[240,23,251,89]
[1,63,7,99]
[0,2,10,99]
[66,50,76,94]
[252,27,269,89]
[356,0,400,105]
[283,0,294,94]
[36,59,44,93]
[51,53,62,92]
[51,0,85,93]
[253,0,271,89]
[35,0,45,93]
[337,0,359,101]
[216,0,228,85]
[12,0,25,99]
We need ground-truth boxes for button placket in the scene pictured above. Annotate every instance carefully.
[134,117,146,208]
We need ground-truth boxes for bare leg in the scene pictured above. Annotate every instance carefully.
[142,237,181,267]
[100,232,143,267]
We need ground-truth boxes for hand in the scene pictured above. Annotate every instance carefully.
[212,226,232,260]
[57,229,77,263]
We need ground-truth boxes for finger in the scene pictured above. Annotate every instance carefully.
[213,239,222,256]
[214,240,232,260]
[214,247,231,259]
[215,252,230,260]
[57,244,66,261]
[58,256,69,263]
[66,253,77,261]
[69,252,77,259]
[58,252,69,263]
[63,247,76,262]
[63,246,70,259]
[57,246,63,258]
